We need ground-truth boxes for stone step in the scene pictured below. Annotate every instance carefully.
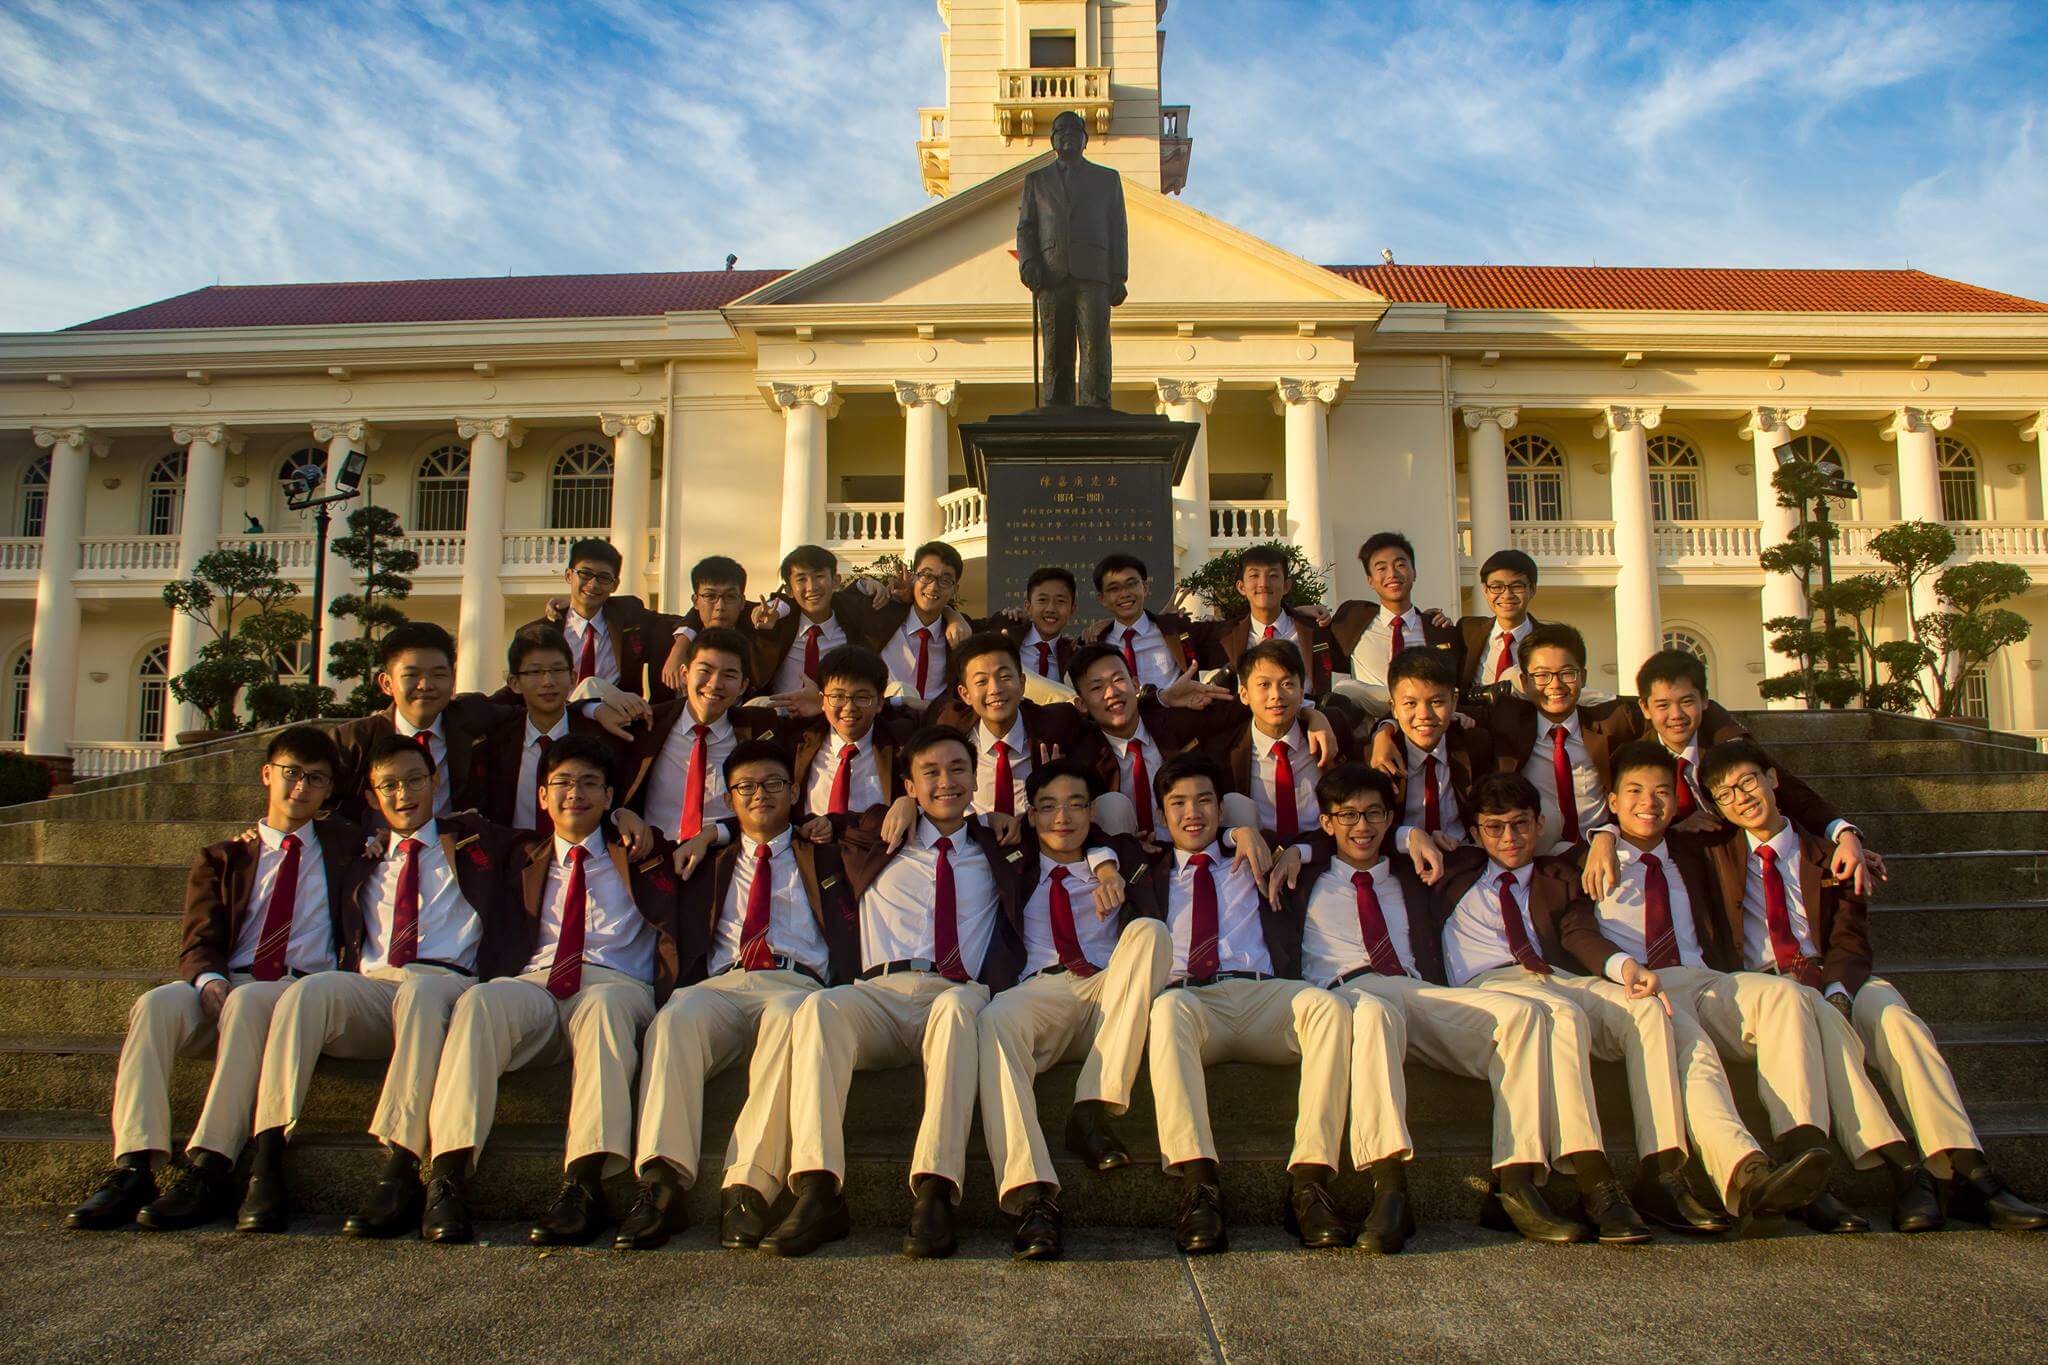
[1870,903,2048,963]
[0,783,266,826]
[0,912,181,971]
[0,821,252,867]
[1805,772,2048,814]
[1881,853,2048,906]
[1763,739,2048,776]
[1733,710,2042,751]
[0,864,194,912]
[1853,810,2048,855]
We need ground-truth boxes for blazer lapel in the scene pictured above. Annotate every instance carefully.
[793,840,830,937]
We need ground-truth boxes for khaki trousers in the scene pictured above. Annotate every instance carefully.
[977,919,1173,1210]
[1148,976,1349,1171]
[1657,965,1829,1141]
[786,973,991,1200]
[633,966,820,1198]
[1804,975,1974,1175]
[251,965,473,1157]
[110,973,292,1166]
[428,965,656,1177]
[1333,975,1548,1170]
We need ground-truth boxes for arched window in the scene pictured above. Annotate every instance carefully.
[1647,434,1703,522]
[6,649,28,742]
[413,443,470,532]
[136,644,170,743]
[1958,664,1990,721]
[142,451,186,536]
[1661,627,1713,678]
[274,448,327,524]
[1504,434,1564,523]
[270,642,312,683]
[1937,436,1981,521]
[549,441,613,529]
[1774,435,1860,514]
[19,457,49,538]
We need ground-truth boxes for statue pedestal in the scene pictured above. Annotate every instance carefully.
[960,405,1198,626]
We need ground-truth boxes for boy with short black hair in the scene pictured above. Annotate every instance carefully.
[1458,548,1541,694]
[754,544,871,696]
[483,624,614,832]
[1083,553,1202,689]
[874,540,970,707]
[1329,531,1467,712]
[528,537,686,703]
[332,621,520,824]
[1483,623,1630,855]
[998,566,1082,682]
[930,632,1089,817]
[1062,642,1241,838]
[1374,645,1493,851]
[617,627,784,845]
[791,645,912,816]
[660,554,756,691]
[1198,640,1350,842]
[1193,544,1340,696]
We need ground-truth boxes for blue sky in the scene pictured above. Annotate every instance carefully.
[3,0,2046,331]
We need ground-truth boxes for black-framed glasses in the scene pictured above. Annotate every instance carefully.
[271,764,332,792]
[1526,668,1584,688]
[573,567,619,589]
[729,778,792,799]
[1326,807,1392,828]
[372,774,434,798]
[544,775,608,795]
[1709,773,1768,804]
[515,664,573,680]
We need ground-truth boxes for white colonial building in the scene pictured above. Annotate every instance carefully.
[4,0,2048,779]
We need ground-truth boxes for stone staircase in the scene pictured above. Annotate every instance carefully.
[0,713,2043,1228]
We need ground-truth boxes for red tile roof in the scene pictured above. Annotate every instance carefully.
[1323,264,2048,313]
[61,263,2048,332]
[66,270,790,331]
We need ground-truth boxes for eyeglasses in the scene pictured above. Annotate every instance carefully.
[1483,581,1531,598]
[1326,807,1392,828]
[272,764,332,792]
[1031,797,1092,816]
[372,774,435,798]
[729,778,791,799]
[515,664,573,680]
[544,775,609,795]
[1525,668,1584,688]
[1709,773,1768,804]
[693,588,744,605]
[913,570,958,591]
[1476,817,1536,839]
[572,567,619,589]
[822,689,879,707]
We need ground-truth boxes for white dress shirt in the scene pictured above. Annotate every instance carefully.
[1020,628,1064,680]
[391,713,454,819]
[1249,723,1319,833]
[1107,613,1180,689]
[360,819,484,973]
[1739,823,1841,998]
[1441,860,1543,987]
[522,829,658,982]
[1348,605,1424,688]
[973,715,1032,815]
[1591,839,1706,975]
[645,707,736,838]
[1166,842,1274,979]
[859,817,1002,977]
[1400,740,1466,842]
[562,608,618,686]
[1519,710,1608,854]
[1472,617,1534,688]
[513,713,570,832]
[881,610,951,702]
[1020,849,1121,977]
[210,819,335,985]
[1301,858,1420,986]
[709,827,831,977]
[1104,724,1166,799]
[804,726,886,815]
[771,613,849,695]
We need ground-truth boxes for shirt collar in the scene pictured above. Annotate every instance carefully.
[984,713,1027,755]
[1106,724,1151,755]
[392,818,439,852]
[569,607,605,633]
[393,713,445,741]
[1380,605,1419,632]
[905,612,944,640]
[526,713,570,745]
[1485,859,1534,893]
[743,826,793,859]
[1494,618,1532,642]
[1746,822,1799,860]
[1616,838,1670,869]
[1175,840,1227,872]
[556,828,608,865]
[1541,710,1580,741]
[257,819,304,851]
[1404,735,1442,771]
[918,815,972,850]
[1252,724,1300,760]
[1248,607,1290,634]
[685,704,735,737]
[1117,612,1159,641]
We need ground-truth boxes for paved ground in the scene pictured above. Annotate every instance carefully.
[2,1211,2043,1362]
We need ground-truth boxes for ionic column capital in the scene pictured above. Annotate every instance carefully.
[170,423,246,454]
[599,411,661,439]
[769,381,841,418]
[1271,377,1340,413]
[1879,406,1954,441]
[892,380,959,413]
[1459,405,1520,432]
[31,425,108,457]
[2019,410,2048,443]
[456,417,528,446]
[311,419,381,451]
[1593,404,1662,438]
[1738,406,1807,441]
[1155,377,1219,413]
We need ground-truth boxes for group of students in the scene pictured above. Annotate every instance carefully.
[63,530,2047,1259]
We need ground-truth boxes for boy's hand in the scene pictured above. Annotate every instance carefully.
[1674,809,1722,833]
[671,829,717,878]
[1405,826,1445,885]
[660,637,691,691]
[1369,726,1403,778]
[1425,608,1454,630]
[198,979,229,1021]
[942,607,971,649]
[750,597,780,631]
[1303,710,1339,768]
[1092,864,1126,919]
[1303,602,1334,628]
[544,596,570,624]
[1615,956,1666,1007]
[764,678,823,717]
[1581,831,1620,899]
[611,809,653,859]
[1227,826,1272,882]
[797,815,833,843]
[987,811,1024,846]
[1160,660,1230,709]
[1832,830,1884,896]
[1265,845,1304,904]
[881,795,919,850]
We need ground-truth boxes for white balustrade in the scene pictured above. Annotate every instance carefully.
[77,537,183,574]
[67,741,162,778]
[0,540,42,575]
[1209,501,1288,542]
[501,529,604,571]
[824,503,905,548]
[1510,521,1617,561]
[1652,522,1761,561]
[938,488,986,536]
[219,534,316,572]
[401,533,467,571]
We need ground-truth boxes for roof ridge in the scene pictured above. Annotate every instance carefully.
[200,268,788,292]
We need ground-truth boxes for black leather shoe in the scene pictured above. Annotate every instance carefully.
[1283,1179,1356,1250]
[531,1180,608,1247]
[761,1175,850,1258]
[235,1166,290,1234]
[1948,1169,2048,1232]
[1801,1191,1871,1234]
[421,1175,473,1245]
[720,1184,775,1250]
[1359,1188,1415,1254]
[1893,1165,1945,1234]
[904,1179,958,1260]
[1584,1180,1653,1244]
[1487,1181,1588,1244]
[1175,1180,1228,1255]
[1735,1147,1831,1219]
[1630,1166,1730,1235]
[1012,1188,1063,1261]
[343,1169,425,1240]
[1064,1103,1131,1173]
[613,1178,684,1250]
[67,1164,156,1230]
[136,1153,236,1231]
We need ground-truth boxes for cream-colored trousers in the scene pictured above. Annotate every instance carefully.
[1797,974,1973,1174]
[110,974,292,1166]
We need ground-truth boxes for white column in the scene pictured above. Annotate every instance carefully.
[454,418,524,694]
[26,426,103,772]
[1459,406,1519,617]
[1274,378,1338,575]
[309,419,380,692]
[894,381,958,553]
[1881,406,1955,627]
[771,382,839,556]
[165,424,242,743]
[601,412,659,599]
[2021,411,2048,521]
[1597,404,1663,687]
[1741,407,1810,709]
[1157,378,1217,575]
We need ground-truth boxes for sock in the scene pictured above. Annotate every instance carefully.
[429,1150,471,1184]
[1942,1149,1989,1181]
[1647,1147,1688,1177]
[1289,1163,1335,1195]
[1778,1125,1828,1157]
[645,1160,682,1190]
[1177,1158,1219,1188]
[117,1151,150,1173]
[1366,1158,1406,1194]
[1568,1149,1614,1196]
[566,1153,607,1190]
[250,1127,286,1171]
[1498,1163,1539,1193]
[382,1144,420,1178]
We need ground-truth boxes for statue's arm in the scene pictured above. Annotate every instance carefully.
[1016,184,1044,288]
[1109,173,1129,302]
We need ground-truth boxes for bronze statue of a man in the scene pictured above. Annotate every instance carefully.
[1016,110,1128,409]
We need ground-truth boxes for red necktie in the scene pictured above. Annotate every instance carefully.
[1494,631,1515,682]
[1640,851,1679,969]
[1262,623,1277,641]
[1422,755,1442,833]
[802,625,821,683]
[1046,866,1095,977]
[1755,845,1818,986]
[250,832,301,982]
[1352,870,1405,977]
[738,841,776,970]
[576,624,597,683]
[389,836,422,967]
[1128,738,1153,837]
[1186,852,1220,980]
[992,739,1014,816]
[1120,627,1139,679]
[677,723,709,840]
[1674,756,1697,820]
[533,734,554,838]
[1035,641,1052,677]
[411,731,434,758]
[827,741,857,815]
[1271,738,1299,839]
[1389,614,1407,659]
[1497,870,1550,974]
[932,834,967,981]
[1550,725,1580,843]
[911,626,934,697]
[546,845,588,998]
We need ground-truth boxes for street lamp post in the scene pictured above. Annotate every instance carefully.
[284,449,368,687]
[1773,444,1859,711]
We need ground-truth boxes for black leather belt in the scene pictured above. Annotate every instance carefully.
[1169,970,1273,989]
[723,955,825,986]
[860,957,939,980]
[1332,965,1406,987]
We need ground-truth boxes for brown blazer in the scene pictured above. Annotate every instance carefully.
[496,827,686,1003]
[1605,701,1847,836]
[1121,838,1297,978]
[331,693,518,824]
[619,701,789,810]
[1328,601,1469,683]
[476,709,620,830]
[1694,823,1873,994]
[1546,835,1731,977]
[675,829,860,986]
[359,811,532,976]
[1385,725,1494,833]
[789,710,913,814]
[1192,609,1341,696]
[1080,610,1200,674]
[834,809,1033,990]
[524,594,690,705]
[1485,695,1637,782]
[1271,831,1445,985]
[1198,708,1358,798]
[178,817,374,984]
[1432,845,1579,971]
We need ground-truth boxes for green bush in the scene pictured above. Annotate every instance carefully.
[1174,541,1330,618]
[0,751,54,807]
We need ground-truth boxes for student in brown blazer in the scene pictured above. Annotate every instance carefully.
[1328,532,1468,712]
[1081,553,1203,689]
[984,565,1083,683]
[614,628,786,842]
[1481,624,1634,856]
[1695,739,2048,1235]
[67,727,372,1233]
[1456,548,1543,696]
[1063,643,1241,837]
[929,633,1092,818]
[787,646,913,816]
[750,545,883,697]
[1368,647,1495,854]
[1195,641,1350,840]
[657,554,759,693]
[481,625,619,832]
[1191,544,1342,697]
[525,537,688,704]
[421,736,685,1248]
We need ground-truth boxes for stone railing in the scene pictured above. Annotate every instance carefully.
[68,741,162,778]
[824,504,905,549]
[939,488,986,537]
[78,537,183,575]
[500,529,606,571]
[0,539,42,576]
[220,533,316,572]
[996,67,1112,138]
[1509,521,1618,561]
[404,532,468,572]
[1651,521,1761,562]
[1209,500,1286,542]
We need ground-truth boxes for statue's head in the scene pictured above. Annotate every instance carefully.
[1050,111,1088,157]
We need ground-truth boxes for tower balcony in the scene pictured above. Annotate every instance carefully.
[917,107,950,198]
[995,67,1112,142]
[1160,104,1192,194]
